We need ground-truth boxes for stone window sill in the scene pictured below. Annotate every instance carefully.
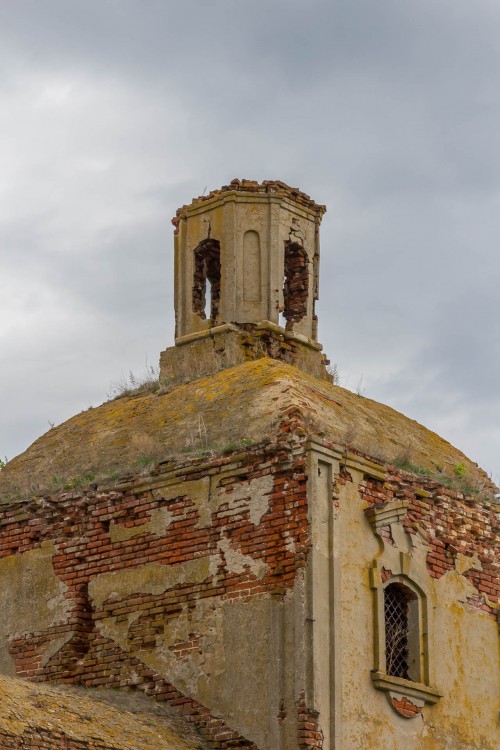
[371,671,442,705]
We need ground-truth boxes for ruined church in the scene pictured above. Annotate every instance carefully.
[0,180,498,749]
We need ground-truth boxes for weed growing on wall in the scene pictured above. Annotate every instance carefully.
[107,364,160,400]
[326,363,340,385]
[392,450,490,499]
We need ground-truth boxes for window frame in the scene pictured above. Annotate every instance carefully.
[369,563,441,708]
[192,238,221,322]
[381,576,426,684]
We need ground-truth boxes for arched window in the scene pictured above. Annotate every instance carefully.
[367,505,441,711]
[384,582,418,681]
[192,239,221,321]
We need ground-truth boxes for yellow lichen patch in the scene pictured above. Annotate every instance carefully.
[0,359,493,496]
[0,674,205,748]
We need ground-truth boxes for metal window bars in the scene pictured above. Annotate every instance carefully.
[384,584,410,680]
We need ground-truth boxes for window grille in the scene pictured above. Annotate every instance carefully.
[384,583,411,679]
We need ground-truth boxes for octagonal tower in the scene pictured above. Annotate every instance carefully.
[160,179,331,384]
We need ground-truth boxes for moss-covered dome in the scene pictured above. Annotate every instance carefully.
[0,674,206,749]
[0,359,493,498]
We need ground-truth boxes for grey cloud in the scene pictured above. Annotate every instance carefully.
[0,1,498,482]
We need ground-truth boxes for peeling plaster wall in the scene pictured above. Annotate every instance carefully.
[0,436,311,750]
[0,435,498,750]
[338,468,500,750]
[0,542,71,676]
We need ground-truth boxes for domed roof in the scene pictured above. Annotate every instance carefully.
[0,674,206,749]
[0,358,494,498]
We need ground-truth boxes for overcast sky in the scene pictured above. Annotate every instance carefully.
[1,0,498,484]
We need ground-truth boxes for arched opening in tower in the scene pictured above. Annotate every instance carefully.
[283,241,308,329]
[192,238,221,321]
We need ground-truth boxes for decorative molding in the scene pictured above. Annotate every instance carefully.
[344,451,386,481]
[365,500,409,533]
[371,671,442,705]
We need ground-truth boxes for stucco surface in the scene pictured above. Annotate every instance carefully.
[88,557,211,609]
[0,358,493,496]
[0,542,70,632]
[0,542,71,676]
[83,472,285,749]
[339,471,500,750]
[89,573,288,749]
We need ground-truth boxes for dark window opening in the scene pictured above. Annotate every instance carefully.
[283,241,308,329]
[193,239,221,321]
[384,583,416,680]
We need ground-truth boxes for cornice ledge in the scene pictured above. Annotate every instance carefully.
[371,671,442,705]
[365,499,409,532]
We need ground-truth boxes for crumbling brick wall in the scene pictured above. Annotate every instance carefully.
[0,430,309,750]
[1,433,497,750]
[296,693,323,749]
[360,469,499,614]
[283,241,309,329]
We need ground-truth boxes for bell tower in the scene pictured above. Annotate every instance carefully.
[160,179,331,384]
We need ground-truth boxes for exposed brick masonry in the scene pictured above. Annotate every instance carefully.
[173,179,326,234]
[0,433,308,750]
[390,695,422,719]
[283,242,309,329]
[1,434,497,748]
[361,469,499,615]
[296,693,323,750]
